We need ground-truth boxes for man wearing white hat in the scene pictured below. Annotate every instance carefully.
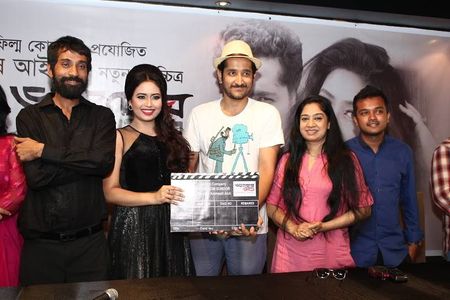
[184,40,284,275]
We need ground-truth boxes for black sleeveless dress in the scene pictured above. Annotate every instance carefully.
[108,128,195,279]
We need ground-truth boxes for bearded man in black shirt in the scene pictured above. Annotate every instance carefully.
[15,36,116,285]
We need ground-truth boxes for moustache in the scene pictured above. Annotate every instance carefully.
[231,84,247,88]
[61,76,84,84]
[367,121,380,126]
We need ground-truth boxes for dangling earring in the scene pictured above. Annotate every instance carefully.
[128,104,133,111]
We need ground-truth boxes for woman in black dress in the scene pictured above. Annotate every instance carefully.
[103,64,194,279]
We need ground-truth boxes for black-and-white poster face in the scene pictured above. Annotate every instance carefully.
[1,0,449,255]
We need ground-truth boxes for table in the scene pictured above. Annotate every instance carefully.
[2,262,449,299]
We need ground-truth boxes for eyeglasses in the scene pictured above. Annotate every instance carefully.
[315,268,348,280]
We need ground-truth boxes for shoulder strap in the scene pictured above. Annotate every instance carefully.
[118,126,140,155]
[117,128,125,155]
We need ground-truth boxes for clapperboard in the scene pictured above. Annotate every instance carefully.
[170,172,259,232]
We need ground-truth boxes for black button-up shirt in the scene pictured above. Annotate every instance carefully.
[16,93,116,238]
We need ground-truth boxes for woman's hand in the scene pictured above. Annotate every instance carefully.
[290,222,321,241]
[308,222,323,235]
[399,101,426,125]
[0,206,12,220]
[156,185,184,205]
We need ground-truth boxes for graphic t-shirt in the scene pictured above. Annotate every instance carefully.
[184,98,284,234]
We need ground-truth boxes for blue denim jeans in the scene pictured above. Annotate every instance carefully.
[190,233,267,276]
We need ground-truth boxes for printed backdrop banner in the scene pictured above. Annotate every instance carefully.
[1,0,449,255]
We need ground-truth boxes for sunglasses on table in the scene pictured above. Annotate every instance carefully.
[314,268,348,280]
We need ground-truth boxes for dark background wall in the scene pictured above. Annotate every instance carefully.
[118,0,450,31]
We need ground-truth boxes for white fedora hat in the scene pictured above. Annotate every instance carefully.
[213,40,262,70]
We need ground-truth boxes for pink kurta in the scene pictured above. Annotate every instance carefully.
[267,152,372,273]
[0,135,27,287]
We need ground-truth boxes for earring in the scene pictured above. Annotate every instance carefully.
[128,104,133,111]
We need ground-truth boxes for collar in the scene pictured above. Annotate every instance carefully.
[37,93,92,109]
[356,134,390,151]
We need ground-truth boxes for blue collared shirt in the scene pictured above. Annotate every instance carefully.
[347,135,423,267]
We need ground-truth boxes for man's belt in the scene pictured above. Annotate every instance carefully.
[40,223,103,242]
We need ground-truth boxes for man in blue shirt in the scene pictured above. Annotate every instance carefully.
[347,85,423,271]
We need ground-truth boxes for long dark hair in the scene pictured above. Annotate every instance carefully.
[124,64,190,172]
[282,95,360,226]
[0,85,11,136]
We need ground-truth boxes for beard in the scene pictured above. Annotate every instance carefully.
[52,75,88,100]
[222,84,252,101]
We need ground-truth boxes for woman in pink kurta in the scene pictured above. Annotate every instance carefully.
[0,86,27,287]
[267,95,373,273]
